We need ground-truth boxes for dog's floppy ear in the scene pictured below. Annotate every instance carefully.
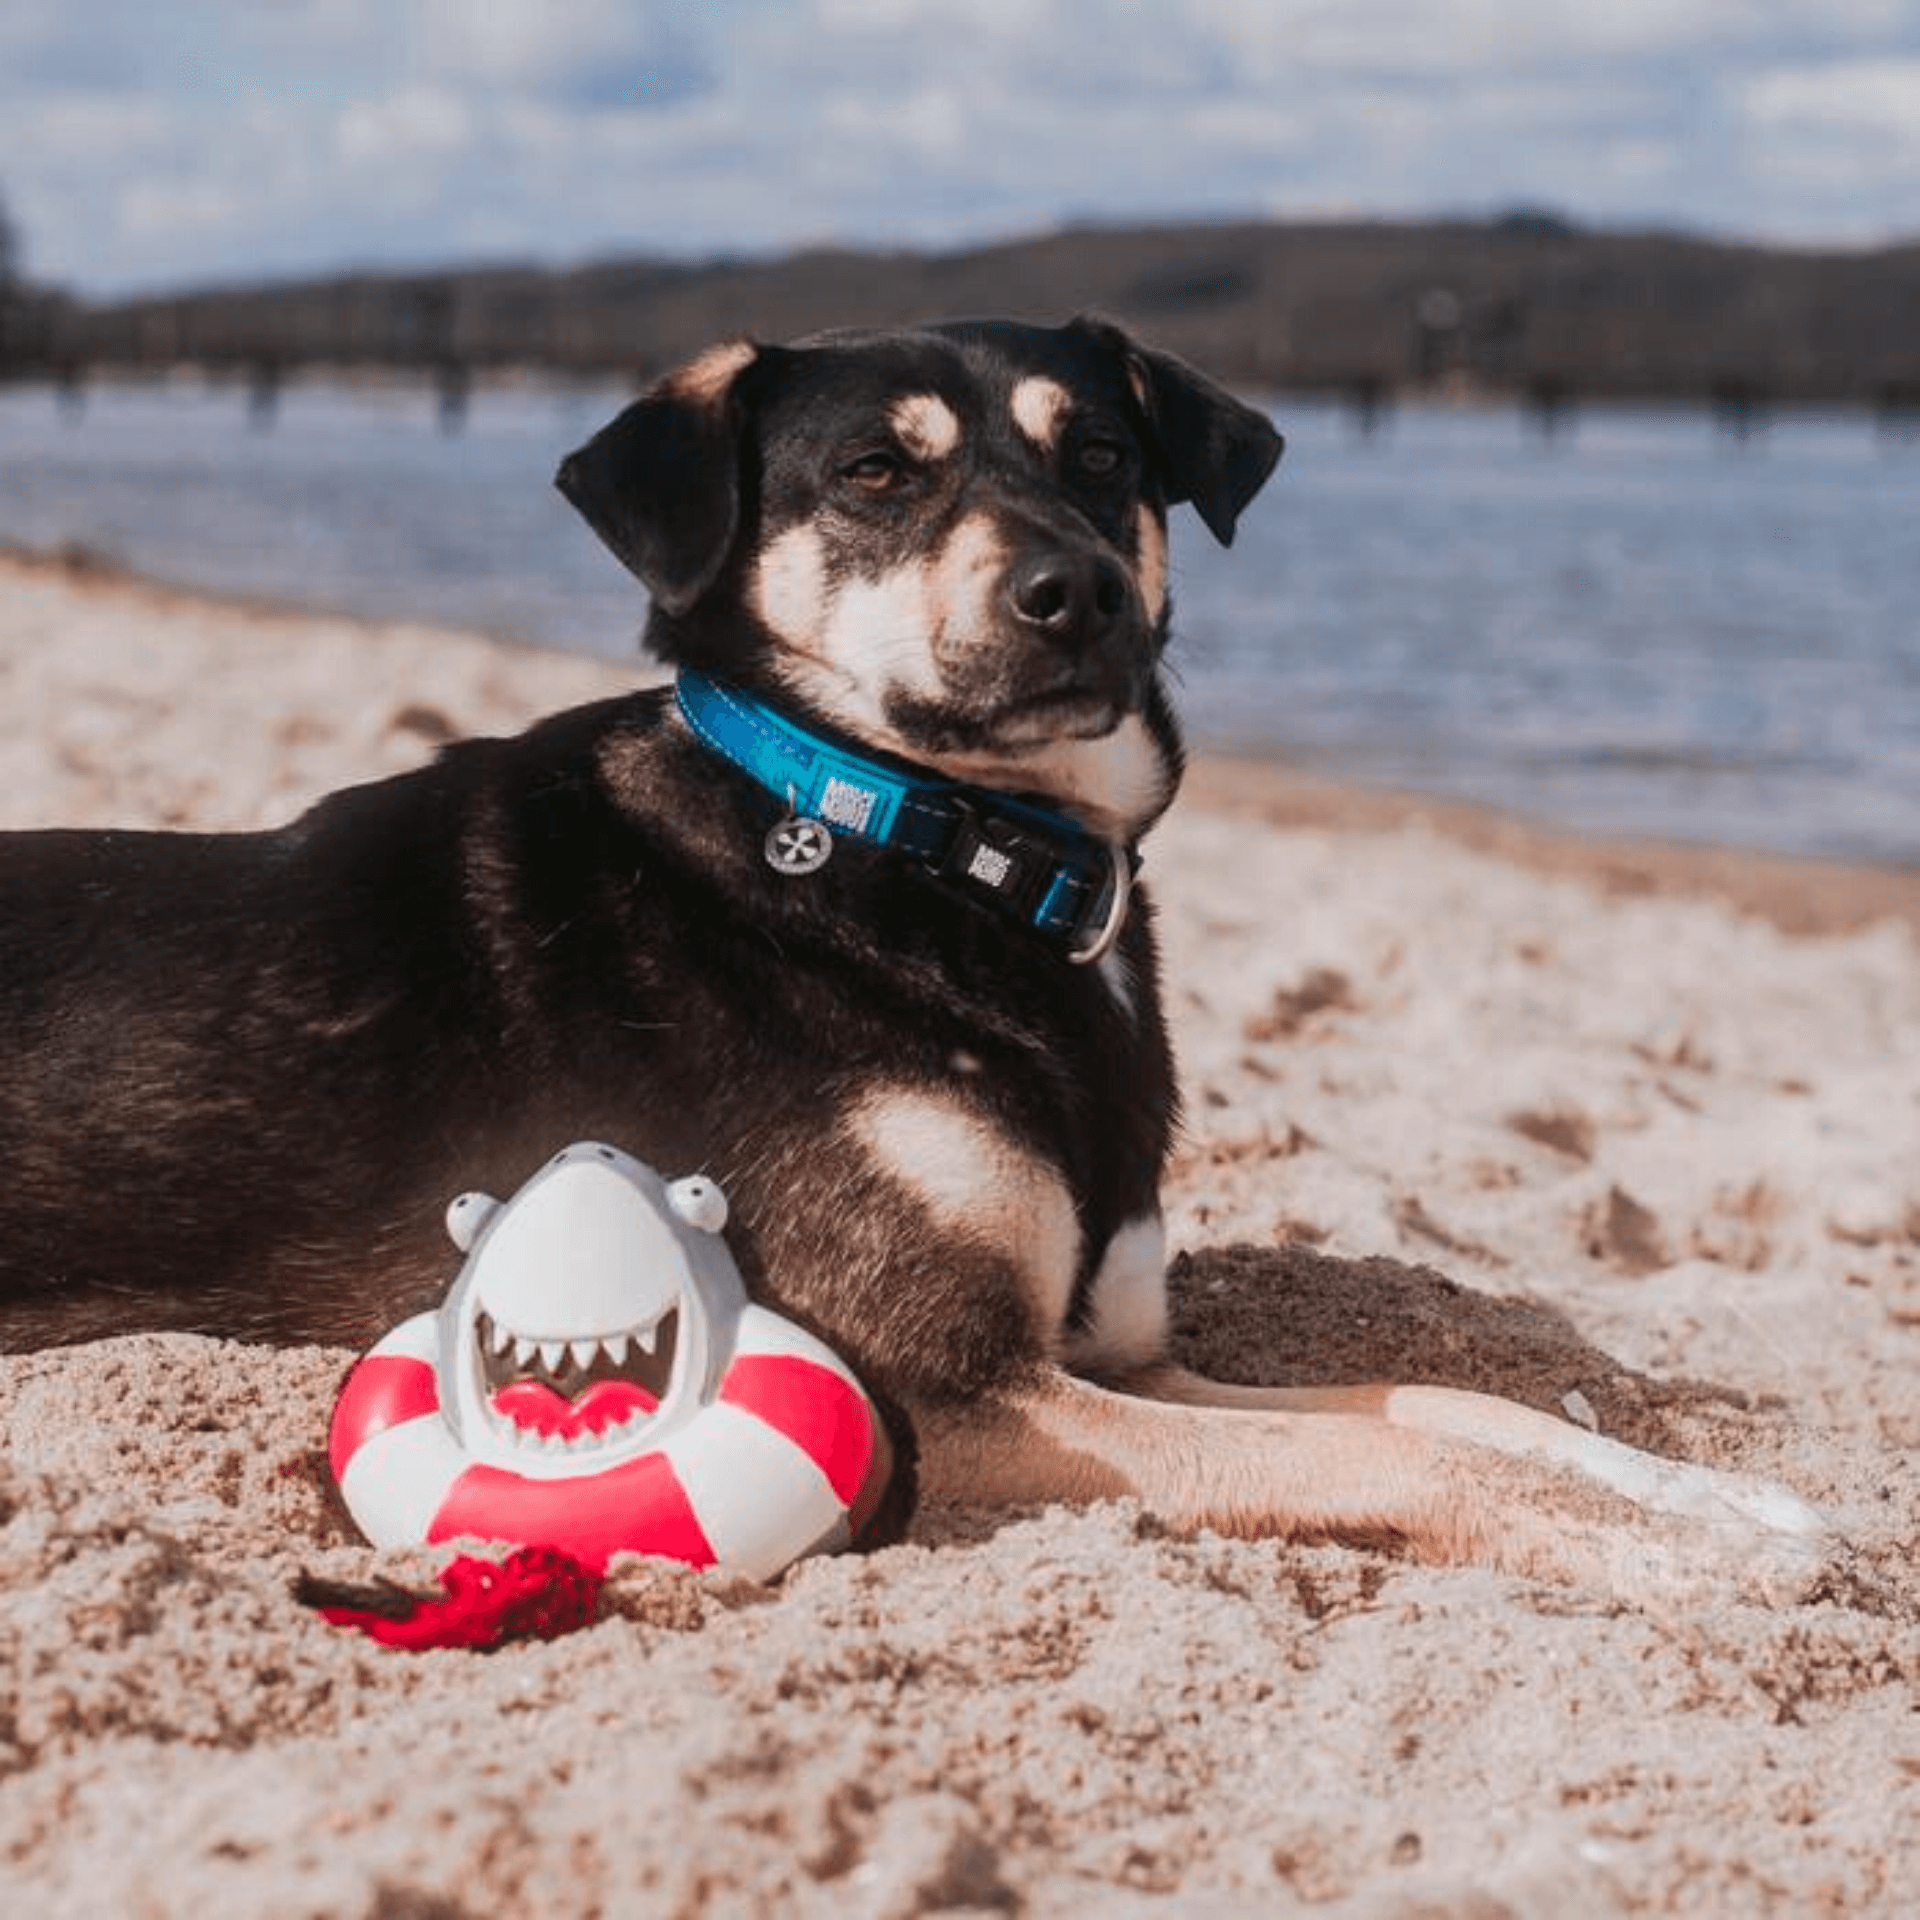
[1071,315,1283,546]
[554,340,761,615]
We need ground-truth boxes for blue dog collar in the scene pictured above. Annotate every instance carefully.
[674,670,1135,965]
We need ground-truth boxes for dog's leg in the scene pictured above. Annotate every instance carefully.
[1132,1365,1828,1541]
[912,1367,1829,1605]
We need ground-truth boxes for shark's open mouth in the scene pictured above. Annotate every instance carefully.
[475,1305,680,1452]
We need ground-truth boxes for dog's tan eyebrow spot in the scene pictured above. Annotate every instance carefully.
[1134,505,1168,619]
[888,393,962,461]
[665,339,756,403]
[848,1087,1080,1344]
[1010,376,1072,449]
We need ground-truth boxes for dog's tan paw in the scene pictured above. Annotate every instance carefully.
[1591,1503,1835,1611]
[1622,1452,1828,1545]
[1524,1433,1836,1607]
[1565,1428,1828,1542]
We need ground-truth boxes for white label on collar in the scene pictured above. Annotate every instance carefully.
[966,844,1014,889]
[819,778,878,832]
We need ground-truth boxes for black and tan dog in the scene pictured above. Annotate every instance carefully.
[0,317,1825,1597]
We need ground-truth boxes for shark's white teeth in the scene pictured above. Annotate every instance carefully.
[481,1310,672,1377]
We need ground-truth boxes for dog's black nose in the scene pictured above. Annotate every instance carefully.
[1007,550,1129,647]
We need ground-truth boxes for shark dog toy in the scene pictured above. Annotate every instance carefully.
[327,1143,891,1579]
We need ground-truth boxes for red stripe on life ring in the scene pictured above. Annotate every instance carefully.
[329,1354,441,1485]
[429,1449,715,1573]
[720,1354,874,1508]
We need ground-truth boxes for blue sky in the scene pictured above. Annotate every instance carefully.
[5,0,1919,297]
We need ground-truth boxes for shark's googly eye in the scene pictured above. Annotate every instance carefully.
[445,1191,501,1253]
[667,1175,729,1235]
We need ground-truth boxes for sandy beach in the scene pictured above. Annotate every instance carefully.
[2,546,1918,1916]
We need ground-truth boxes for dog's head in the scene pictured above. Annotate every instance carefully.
[557,317,1282,838]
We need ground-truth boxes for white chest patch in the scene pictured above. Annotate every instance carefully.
[1063,1214,1168,1373]
[848,1086,1081,1345]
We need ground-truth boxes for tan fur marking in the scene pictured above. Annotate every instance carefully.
[666,339,756,403]
[750,524,830,649]
[926,512,1007,664]
[773,515,1008,734]
[826,568,944,701]
[889,393,962,461]
[1134,505,1168,619]
[849,1087,1080,1345]
[937,712,1174,842]
[1010,375,1072,449]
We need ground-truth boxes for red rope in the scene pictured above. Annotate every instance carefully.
[297,1546,602,1651]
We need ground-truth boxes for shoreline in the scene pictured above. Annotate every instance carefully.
[7,540,1916,938]
[1184,752,1920,939]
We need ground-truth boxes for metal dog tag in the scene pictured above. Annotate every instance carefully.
[764,815,833,876]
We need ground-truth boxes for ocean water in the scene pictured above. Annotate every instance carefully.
[2,376,1916,864]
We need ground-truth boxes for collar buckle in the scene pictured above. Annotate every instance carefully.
[938,800,1054,921]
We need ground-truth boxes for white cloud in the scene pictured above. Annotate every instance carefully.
[335,87,476,169]
[1743,56,1920,142]
[1737,57,1920,214]
[1188,0,1916,73]
[20,93,177,166]
[4,0,1920,292]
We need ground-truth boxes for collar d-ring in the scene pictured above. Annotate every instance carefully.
[1067,842,1133,966]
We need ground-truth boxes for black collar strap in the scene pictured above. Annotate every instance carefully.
[674,670,1136,965]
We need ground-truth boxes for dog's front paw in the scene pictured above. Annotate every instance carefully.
[1564,1424,1824,1536]
[1627,1451,1828,1545]
[1582,1449,1834,1607]
[1534,1430,1834,1607]
[1599,1502,1834,1610]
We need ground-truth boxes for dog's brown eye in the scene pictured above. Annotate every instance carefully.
[1077,441,1125,479]
[842,452,905,493]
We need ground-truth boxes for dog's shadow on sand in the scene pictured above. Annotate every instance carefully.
[1166,1241,1762,1455]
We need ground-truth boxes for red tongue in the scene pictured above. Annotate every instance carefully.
[491,1378,657,1442]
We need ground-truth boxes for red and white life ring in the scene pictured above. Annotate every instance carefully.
[326,1142,891,1581]
[330,1300,889,1578]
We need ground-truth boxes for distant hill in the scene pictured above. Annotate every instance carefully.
[9,217,1920,404]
